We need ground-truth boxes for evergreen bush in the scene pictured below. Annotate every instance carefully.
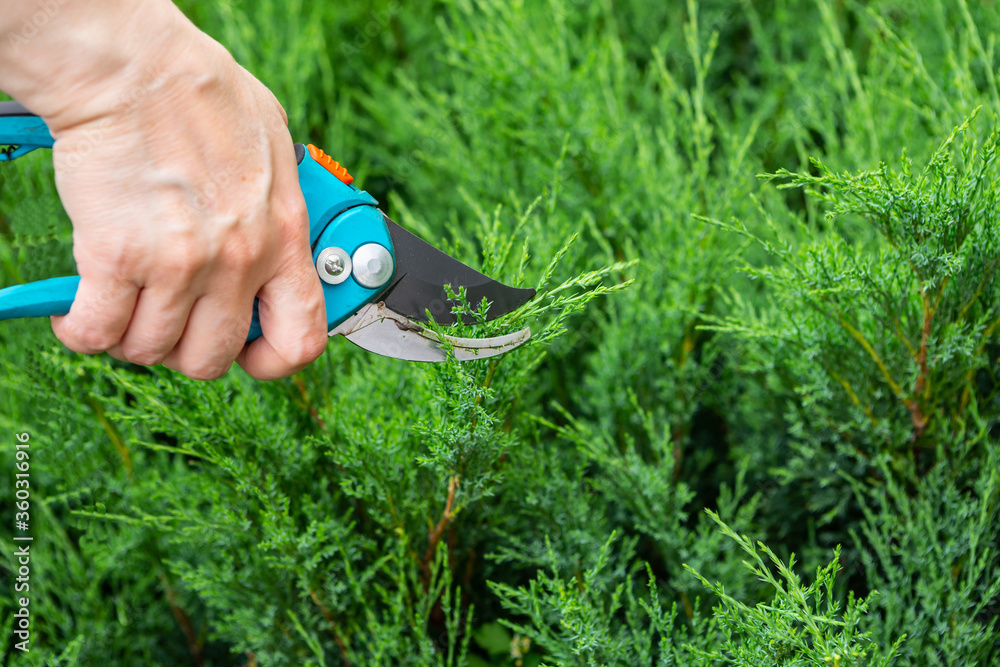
[2,0,999,664]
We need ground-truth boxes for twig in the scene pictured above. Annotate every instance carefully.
[308,587,350,666]
[908,292,934,440]
[293,375,327,429]
[681,591,694,621]
[158,572,203,667]
[829,368,878,426]
[838,315,905,397]
[86,396,133,479]
[422,475,460,583]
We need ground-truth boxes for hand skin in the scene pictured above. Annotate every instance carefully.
[0,0,327,380]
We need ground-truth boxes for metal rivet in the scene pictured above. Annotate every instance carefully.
[352,243,395,289]
[316,247,352,285]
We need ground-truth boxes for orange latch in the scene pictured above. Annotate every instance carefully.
[306,144,354,185]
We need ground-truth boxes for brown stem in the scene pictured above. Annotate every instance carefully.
[158,572,203,667]
[908,293,935,441]
[86,396,133,478]
[422,475,459,583]
[294,375,327,429]
[681,591,694,621]
[308,588,350,666]
[914,293,933,397]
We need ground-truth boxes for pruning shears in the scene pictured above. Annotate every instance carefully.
[0,101,534,362]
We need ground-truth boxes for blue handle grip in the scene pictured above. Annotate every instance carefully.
[0,102,54,160]
[0,276,79,318]
[0,102,395,344]
[0,276,269,342]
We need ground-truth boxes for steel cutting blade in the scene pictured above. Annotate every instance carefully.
[330,302,531,362]
[378,216,536,325]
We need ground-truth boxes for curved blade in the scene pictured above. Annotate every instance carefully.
[330,302,530,362]
[379,216,535,325]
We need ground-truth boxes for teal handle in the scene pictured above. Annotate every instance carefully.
[0,104,54,160]
[0,101,394,344]
[0,276,79,318]
[0,276,267,342]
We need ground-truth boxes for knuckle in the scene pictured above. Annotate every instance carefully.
[160,256,201,285]
[120,341,168,367]
[286,196,308,223]
[130,352,167,367]
[287,328,328,367]
[161,236,209,282]
[306,331,328,360]
[224,234,269,274]
[223,336,249,363]
[183,359,232,381]
[68,323,121,353]
[182,320,246,381]
[279,197,309,235]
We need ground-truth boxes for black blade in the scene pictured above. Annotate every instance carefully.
[379,215,535,325]
[0,102,34,116]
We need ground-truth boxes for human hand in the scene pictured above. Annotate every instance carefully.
[0,0,327,380]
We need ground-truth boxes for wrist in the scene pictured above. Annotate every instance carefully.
[0,0,221,132]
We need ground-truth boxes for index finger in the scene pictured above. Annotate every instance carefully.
[237,257,327,380]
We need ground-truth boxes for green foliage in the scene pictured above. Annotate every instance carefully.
[710,112,1000,526]
[3,0,1000,665]
[755,112,1000,451]
[851,435,1000,665]
[687,512,904,667]
[489,533,706,667]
